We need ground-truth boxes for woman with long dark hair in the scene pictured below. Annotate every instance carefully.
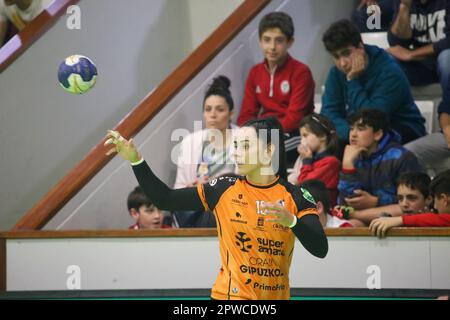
[105,116,327,300]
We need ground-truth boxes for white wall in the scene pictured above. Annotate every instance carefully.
[187,0,244,49]
[6,236,450,291]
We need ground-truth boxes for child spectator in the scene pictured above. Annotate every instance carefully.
[338,109,423,211]
[237,11,315,165]
[127,186,171,230]
[335,171,432,225]
[320,19,425,147]
[294,114,340,207]
[173,75,237,228]
[369,169,450,237]
[300,180,358,228]
[396,171,433,214]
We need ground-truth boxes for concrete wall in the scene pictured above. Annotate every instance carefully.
[6,236,450,291]
[0,0,355,230]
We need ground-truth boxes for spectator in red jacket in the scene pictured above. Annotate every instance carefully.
[127,186,172,229]
[370,169,450,238]
[237,11,315,166]
[295,114,340,207]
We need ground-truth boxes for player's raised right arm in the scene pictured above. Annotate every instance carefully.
[104,130,205,211]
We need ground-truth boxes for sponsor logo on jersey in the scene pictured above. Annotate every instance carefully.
[301,187,316,205]
[253,282,286,291]
[235,232,252,252]
[239,265,284,277]
[257,238,285,256]
[231,212,248,224]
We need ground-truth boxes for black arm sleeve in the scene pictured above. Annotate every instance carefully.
[131,161,205,211]
[291,215,328,259]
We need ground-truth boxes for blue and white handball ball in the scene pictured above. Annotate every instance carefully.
[58,55,97,94]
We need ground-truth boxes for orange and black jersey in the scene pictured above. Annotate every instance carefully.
[132,161,328,300]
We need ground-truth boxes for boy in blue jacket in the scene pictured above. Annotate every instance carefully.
[320,19,426,146]
[338,109,423,210]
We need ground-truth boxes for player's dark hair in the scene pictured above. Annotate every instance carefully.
[299,113,339,155]
[242,117,287,180]
[127,186,155,212]
[347,108,390,134]
[299,179,331,214]
[259,12,294,40]
[429,169,450,197]
[322,19,362,53]
[397,172,431,199]
[203,75,234,111]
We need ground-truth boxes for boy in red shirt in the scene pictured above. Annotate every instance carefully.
[370,169,450,238]
[237,12,315,165]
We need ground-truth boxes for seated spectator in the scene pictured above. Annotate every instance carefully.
[127,186,172,230]
[237,11,315,166]
[320,19,426,151]
[173,76,237,228]
[0,0,47,46]
[387,0,450,177]
[334,171,432,225]
[369,169,450,237]
[290,114,340,207]
[300,179,362,228]
[352,0,394,33]
[338,109,423,211]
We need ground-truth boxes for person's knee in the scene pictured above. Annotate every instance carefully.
[437,49,450,77]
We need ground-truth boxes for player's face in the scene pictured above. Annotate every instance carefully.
[232,127,268,176]
[300,126,326,153]
[137,205,164,229]
[397,185,429,214]
[349,120,381,150]
[203,95,233,131]
[259,28,293,67]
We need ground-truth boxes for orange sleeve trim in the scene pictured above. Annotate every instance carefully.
[196,183,210,211]
[296,208,318,219]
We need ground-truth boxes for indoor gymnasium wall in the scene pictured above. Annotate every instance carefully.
[0,0,241,230]
[0,0,356,230]
[44,0,356,230]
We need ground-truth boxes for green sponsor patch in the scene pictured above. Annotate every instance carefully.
[301,188,316,205]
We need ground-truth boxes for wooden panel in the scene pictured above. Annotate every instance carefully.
[0,0,79,72]
[2,228,450,239]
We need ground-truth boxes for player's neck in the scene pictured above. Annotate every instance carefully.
[246,168,277,186]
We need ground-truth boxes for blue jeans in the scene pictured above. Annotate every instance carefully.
[395,49,450,115]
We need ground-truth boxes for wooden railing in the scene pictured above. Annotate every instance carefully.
[13,0,272,230]
[0,0,79,72]
[2,228,450,239]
